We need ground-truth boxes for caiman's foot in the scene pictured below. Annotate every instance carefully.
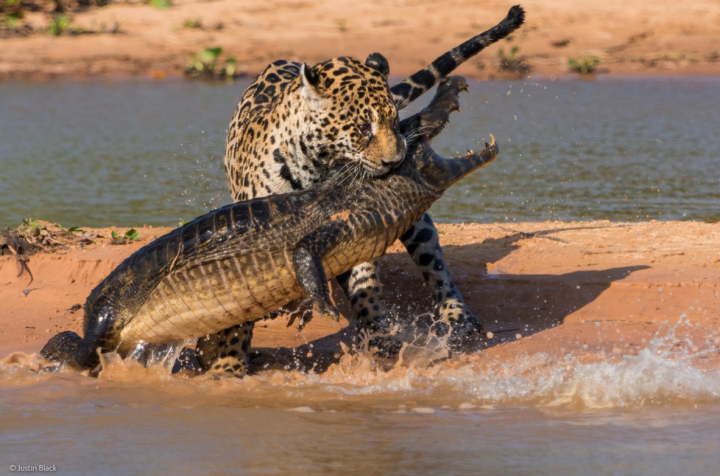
[305,297,341,322]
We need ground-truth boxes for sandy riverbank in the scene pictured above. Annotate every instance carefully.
[1,220,718,372]
[1,0,720,81]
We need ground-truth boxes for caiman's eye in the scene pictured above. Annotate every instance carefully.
[358,123,372,138]
[392,116,399,132]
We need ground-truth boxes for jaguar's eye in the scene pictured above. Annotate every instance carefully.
[358,123,372,138]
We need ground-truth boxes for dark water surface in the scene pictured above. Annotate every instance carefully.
[1,77,718,229]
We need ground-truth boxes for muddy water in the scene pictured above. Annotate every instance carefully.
[1,324,720,475]
[1,77,719,228]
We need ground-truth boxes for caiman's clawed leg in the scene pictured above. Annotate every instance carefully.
[293,222,350,322]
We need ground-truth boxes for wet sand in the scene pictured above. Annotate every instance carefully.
[2,220,718,371]
[2,0,720,81]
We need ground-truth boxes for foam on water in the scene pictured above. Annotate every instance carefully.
[1,317,718,413]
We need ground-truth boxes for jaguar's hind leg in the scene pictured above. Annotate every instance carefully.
[401,213,480,341]
[337,261,401,356]
[197,323,253,378]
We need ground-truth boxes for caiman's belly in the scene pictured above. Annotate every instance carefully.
[119,214,405,346]
[120,248,303,344]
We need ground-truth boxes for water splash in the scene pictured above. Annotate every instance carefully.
[1,316,718,412]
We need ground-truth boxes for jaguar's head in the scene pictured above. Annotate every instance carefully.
[299,55,406,177]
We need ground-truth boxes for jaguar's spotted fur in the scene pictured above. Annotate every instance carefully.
[199,5,525,377]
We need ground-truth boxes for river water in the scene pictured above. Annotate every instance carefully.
[1,77,719,474]
[1,326,720,475]
[1,77,719,228]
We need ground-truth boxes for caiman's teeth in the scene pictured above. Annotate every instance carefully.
[458,107,463,114]
[490,134,496,146]
[467,149,474,154]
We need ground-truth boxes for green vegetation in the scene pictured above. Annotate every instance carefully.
[497,46,532,75]
[223,57,237,77]
[112,228,139,244]
[148,0,172,10]
[17,217,59,247]
[2,1,119,37]
[47,14,118,36]
[0,12,22,28]
[568,56,602,74]
[48,15,70,36]
[178,219,191,227]
[20,217,41,235]
[185,46,240,80]
[53,223,84,233]
[182,17,202,29]
[0,0,23,27]
[188,46,222,76]
[21,218,86,237]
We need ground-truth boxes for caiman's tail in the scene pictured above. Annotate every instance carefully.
[391,5,526,109]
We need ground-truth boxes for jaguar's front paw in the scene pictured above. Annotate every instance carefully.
[437,300,483,338]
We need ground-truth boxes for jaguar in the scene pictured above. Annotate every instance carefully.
[198,5,525,377]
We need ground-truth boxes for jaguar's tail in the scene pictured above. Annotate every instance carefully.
[391,5,525,110]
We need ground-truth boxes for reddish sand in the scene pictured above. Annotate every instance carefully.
[2,221,719,370]
[2,0,720,81]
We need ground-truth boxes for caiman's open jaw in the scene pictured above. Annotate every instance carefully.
[426,78,469,144]
[402,76,470,149]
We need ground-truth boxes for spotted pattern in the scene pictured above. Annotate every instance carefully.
[196,323,253,376]
[224,57,404,204]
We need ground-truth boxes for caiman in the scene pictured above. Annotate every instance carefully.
[41,76,499,371]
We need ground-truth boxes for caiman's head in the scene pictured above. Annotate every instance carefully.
[396,76,499,192]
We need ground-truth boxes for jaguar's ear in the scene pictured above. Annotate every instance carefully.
[365,52,390,78]
[300,63,323,104]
